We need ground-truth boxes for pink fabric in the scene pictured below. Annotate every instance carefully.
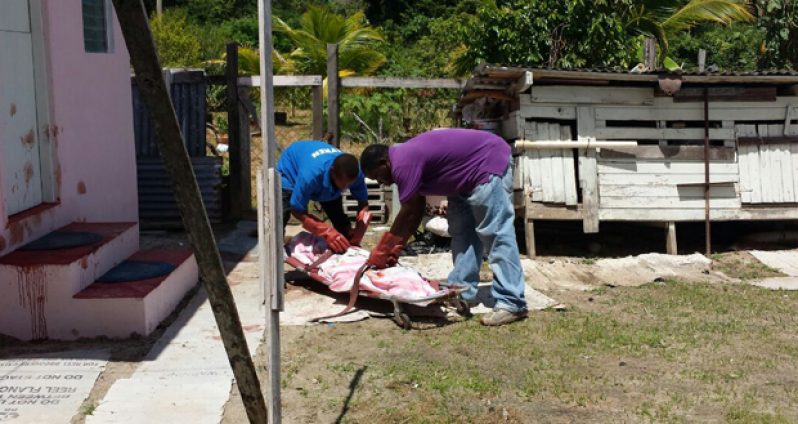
[286,232,443,304]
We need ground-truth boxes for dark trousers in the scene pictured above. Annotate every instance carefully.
[282,190,350,236]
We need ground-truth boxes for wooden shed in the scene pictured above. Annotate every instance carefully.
[458,65,798,256]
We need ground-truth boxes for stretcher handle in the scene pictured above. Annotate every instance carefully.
[311,263,372,322]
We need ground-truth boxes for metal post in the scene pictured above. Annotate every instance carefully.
[327,43,340,146]
[703,88,712,256]
[257,0,283,422]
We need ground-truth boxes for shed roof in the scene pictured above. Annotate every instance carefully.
[465,64,798,92]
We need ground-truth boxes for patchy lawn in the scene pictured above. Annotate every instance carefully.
[274,280,798,423]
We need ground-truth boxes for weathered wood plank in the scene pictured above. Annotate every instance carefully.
[759,124,779,202]
[546,123,565,203]
[327,44,340,146]
[536,124,555,203]
[769,124,793,202]
[577,106,599,233]
[600,196,740,209]
[340,76,465,89]
[599,184,738,198]
[599,173,739,185]
[666,222,678,255]
[594,127,735,140]
[599,206,798,221]
[672,86,777,103]
[561,125,578,206]
[598,160,738,175]
[531,85,654,105]
[599,146,736,161]
[517,102,577,120]
[737,124,757,203]
[239,75,323,87]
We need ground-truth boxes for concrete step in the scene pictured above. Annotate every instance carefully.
[0,222,139,340]
[70,249,198,339]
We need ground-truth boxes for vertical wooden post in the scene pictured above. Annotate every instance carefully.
[110,1,269,423]
[698,49,707,73]
[238,89,252,212]
[665,222,678,255]
[327,43,340,147]
[577,106,599,233]
[644,37,657,70]
[257,0,283,422]
[312,84,323,140]
[227,42,242,218]
[525,219,536,258]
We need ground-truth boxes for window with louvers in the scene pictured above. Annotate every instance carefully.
[82,0,108,53]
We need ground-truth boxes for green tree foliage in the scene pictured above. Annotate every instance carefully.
[149,9,203,67]
[274,6,386,76]
[668,23,762,70]
[451,0,637,75]
[624,0,754,54]
[754,0,798,68]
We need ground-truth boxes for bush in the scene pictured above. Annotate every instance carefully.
[150,9,202,67]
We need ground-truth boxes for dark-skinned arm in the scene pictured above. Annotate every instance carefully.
[367,195,425,268]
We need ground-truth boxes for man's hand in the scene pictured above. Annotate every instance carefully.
[367,232,405,269]
[349,205,371,246]
[299,214,350,253]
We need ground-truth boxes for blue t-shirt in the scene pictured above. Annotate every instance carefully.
[276,140,368,213]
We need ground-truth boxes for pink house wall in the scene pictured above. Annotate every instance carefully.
[0,0,137,256]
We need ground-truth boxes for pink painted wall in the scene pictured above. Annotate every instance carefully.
[0,0,137,256]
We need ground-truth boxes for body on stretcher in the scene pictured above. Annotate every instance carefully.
[284,232,466,329]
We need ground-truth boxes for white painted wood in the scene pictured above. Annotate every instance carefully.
[341,76,465,89]
[599,173,739,185]
[595,127,735,140]
[536,123,555,203]
[512,156,524,190]
[598,160,738,175]
[601,196,740,209]
[516,102,577,120]
[0,0,31,32]
[561,125,578,206]
[735,124,756,203]
[594,98,798,122]
[240,75,323,87]
[516,140,637,149]
[784,105,798,135]
[767,124,794,202]
[598,207,798,221]
[758,124,777,202]
[546,123,565,203]
[530,85,654,105]
[28,0,55,204]
[0,2,43,215]
[524,122,543,202]
[722,120,736,147]
[600,184,738,198]
[503,111,522,140]
[792,137,798,202]
[577,106,599,233]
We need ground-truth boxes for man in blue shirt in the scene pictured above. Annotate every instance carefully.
[277,140,370,253]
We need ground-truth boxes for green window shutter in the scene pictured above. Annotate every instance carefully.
[82,0,108,53]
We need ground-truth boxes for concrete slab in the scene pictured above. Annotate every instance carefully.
[750,250,798,277]
[751,277,798,290]
[87,260,263,424]
[0,351,107,423]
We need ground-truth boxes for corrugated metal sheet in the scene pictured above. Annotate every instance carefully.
[137,157,223,227]
[132,69,207,158]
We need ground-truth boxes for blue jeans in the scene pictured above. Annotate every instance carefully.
[447,163,527,313]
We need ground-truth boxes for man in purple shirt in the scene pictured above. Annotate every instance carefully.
[360,128,528,326]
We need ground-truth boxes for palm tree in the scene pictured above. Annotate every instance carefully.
[625,0,754,54]
[273,6,386,77]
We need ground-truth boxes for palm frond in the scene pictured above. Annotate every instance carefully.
[662,0,754,31]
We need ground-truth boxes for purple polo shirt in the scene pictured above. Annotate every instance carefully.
[389,128,511,203]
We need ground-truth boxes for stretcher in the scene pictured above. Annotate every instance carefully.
[285,250,467,329]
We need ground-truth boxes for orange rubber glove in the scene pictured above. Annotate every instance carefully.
[348,206,371,246]
[300,214,350,253]
[367,232,406,269]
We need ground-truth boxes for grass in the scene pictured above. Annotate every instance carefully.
[280,280,798,423]
[79,402,97,416]
[711,251,784,281]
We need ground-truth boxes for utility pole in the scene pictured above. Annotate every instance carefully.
[110,1,269,422]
